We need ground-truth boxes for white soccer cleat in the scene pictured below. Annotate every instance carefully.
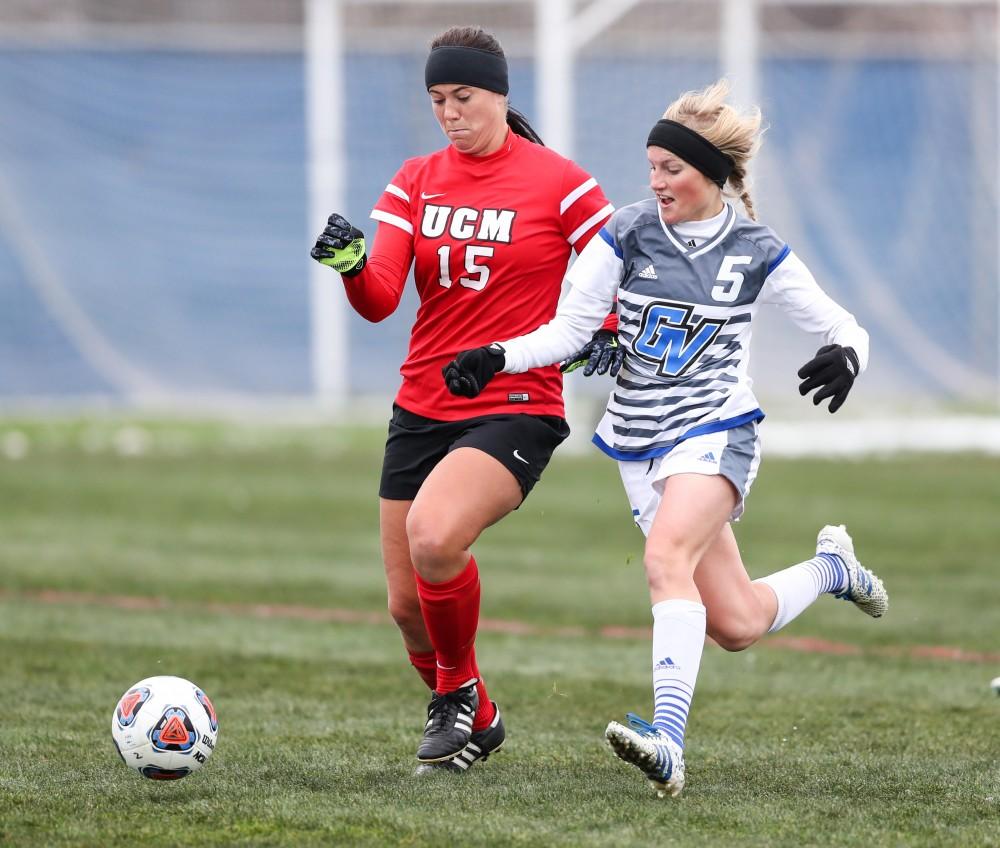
[817,524,888,618]
[605,714,685,799]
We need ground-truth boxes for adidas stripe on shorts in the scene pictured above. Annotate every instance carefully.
[618,420,761,536]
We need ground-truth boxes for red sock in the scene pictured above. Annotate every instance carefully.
[415,556,480,693]
[470,649,496,731]
[407,648,437,691]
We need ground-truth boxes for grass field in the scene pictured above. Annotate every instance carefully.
[1,417,998,847]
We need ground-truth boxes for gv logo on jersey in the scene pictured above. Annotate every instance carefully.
[633,300,726,378]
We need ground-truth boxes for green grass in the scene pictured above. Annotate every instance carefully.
[1,418,998,847]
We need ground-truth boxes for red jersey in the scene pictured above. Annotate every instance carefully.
[343,130,612,421]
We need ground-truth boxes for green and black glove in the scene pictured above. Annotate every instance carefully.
[310,213,367,277]
[560,329,624,377]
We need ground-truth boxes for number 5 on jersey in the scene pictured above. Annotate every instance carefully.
[712,255,752,302]
[437,245,495,291]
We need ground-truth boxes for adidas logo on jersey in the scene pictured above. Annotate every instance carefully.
[638,264,658,280]
[654,656,679,671]
[697,451,717,463]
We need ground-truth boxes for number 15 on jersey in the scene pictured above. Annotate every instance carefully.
[437,245,495,291]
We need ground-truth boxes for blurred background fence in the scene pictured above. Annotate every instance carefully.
[1,0,997,426]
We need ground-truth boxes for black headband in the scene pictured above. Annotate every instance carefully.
[425,45,509,96]
[646,119,733,188]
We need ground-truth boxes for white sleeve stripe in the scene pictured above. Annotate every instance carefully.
[370,209,414,235]
[568,203,614,246]
[384,183,409,203]
[559,177,598,214]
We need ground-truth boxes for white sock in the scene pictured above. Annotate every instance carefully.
[651,599,706,749]
[755,553,848,633]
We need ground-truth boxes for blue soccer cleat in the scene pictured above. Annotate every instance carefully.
[605,713,685,798]
[817,524,888,618]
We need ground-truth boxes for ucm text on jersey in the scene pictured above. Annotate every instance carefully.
[421,204,516,243]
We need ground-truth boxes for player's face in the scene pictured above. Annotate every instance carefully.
[429,84,509,156]
[647,146,724,225]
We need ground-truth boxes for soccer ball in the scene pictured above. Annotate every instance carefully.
[111,675,219,780]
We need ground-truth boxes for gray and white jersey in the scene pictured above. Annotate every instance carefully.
[500,198,869,461]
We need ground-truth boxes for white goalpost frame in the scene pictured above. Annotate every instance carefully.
[305,0,347,412]
[305,0,999,420]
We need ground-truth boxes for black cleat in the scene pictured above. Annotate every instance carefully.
[414,701,505,775]
[416,679,479,763]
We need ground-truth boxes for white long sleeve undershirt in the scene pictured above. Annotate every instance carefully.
[499,235,869,375]
[500,284,612,374]
[499,231,620,374]
[759,251,870,371]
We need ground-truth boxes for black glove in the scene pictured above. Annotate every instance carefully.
[310,213,367,277]
[442,344,506,398]
[560,329,624,377]
[797,344,859,413]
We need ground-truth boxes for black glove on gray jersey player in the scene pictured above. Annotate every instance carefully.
[560,329,624,377]
[797,344,859,413]
[442,345,506,398]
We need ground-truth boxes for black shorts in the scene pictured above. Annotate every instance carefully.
[379,404,570,501]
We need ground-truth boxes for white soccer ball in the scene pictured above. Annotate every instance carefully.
[111,675,219,780]
[991,676,1000,697]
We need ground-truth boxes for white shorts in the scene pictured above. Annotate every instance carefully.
[618,421,761,537]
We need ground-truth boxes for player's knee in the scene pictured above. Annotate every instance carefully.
[708,618,760,652]
[386,593,424,639]
[713,631,756,652]
[643,549,695,595]
[405,513,459,578]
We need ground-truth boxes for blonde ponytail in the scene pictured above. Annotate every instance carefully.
[664,79,764,220]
